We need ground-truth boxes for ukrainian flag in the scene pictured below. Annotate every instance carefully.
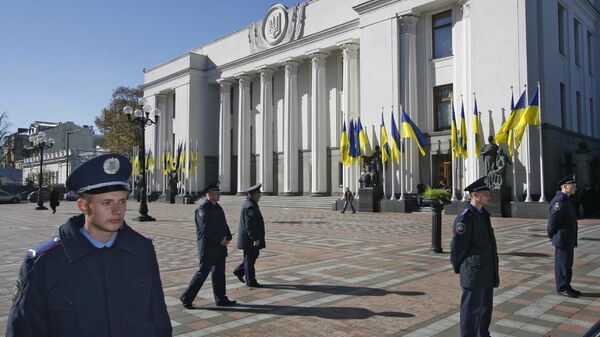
[340,122,351,166]
[357,117,373,157]
[459,102,468,158]
[390,113,402,163]
[451,105,459,158]
[348,119,360,163]
[495,90,526,145]
[401,107,429,157]
[472,98,481,157]
[514,87,540,149]
[380,114,390,164]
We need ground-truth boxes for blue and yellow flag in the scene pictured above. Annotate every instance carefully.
[357,117,373,157]
[380,114,390,164]
[390,113,402,163]
[340,122,351,166]
[401,107,429,157]
[349,119,360,163]
[495,90,526,145]
[458,102,468,158]
[147,148,155,171]
[451,104,459,158]
[514,87,540,149]
[472,98,481,157]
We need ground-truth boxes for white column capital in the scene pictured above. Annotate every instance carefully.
[456,0,471,19]
[281,59,301,74]
[257,67,275,81]
[236,74,252,87]
[217,78,233,86]
[399,14,419,34]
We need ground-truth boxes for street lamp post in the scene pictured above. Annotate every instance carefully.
[27,132,55,210]
[123,98,160,221]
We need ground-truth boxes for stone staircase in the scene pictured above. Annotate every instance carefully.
[217,195,340,210]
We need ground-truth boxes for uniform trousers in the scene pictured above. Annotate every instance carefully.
[460,287,493,337]
[234,247,260,285]
[555,247,574,291]
[180,253,226,304]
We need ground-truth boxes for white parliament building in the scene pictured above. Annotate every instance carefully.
[142,0,600,201]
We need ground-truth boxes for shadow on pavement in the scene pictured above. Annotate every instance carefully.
[261,284,426,297]
[581,292,600,298]
[500,252,550,258]
[580,237,600,242]
[200,304,415,319]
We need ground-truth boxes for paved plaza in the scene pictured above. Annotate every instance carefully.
[1,200,599,336]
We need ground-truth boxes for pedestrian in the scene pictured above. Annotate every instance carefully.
[547,174,581,298]
[49,185,60,214]
[340,187,356,214]
[6,154,172,337]
[234,183,265,288]
[450,176,499,337]
[180,182,237,308]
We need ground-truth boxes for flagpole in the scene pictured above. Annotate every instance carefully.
[523,84,533,202]
[398,105,405,201]
[450,98,457,202]
[473,92,479,176]
[390,106,396,200]
[460,96,468,202]
[537,82,546,202]
[509,87,518,201]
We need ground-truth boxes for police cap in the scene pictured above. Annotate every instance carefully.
[66,154,131,194]
[464,176,490,193]
[558,174,576,186]
[203,182,221,193]
[245,183,262,194]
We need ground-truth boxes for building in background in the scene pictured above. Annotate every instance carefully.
[142,0,600,201]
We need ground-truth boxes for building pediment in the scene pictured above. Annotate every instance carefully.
[249,3,306,53]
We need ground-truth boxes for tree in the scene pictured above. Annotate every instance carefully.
[95,86,143,156]
[0,111,11,147]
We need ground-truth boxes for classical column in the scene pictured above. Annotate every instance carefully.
[257,67,274,194]
[217,79,233,193]
[399,14,420,194]
[282,60,300,195]
[308,51,329,196]
[341,43,359,194]
[236,74,252,194]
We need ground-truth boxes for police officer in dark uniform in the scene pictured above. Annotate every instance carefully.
[450,176,499,337]
[6,154,172,337]
[233,183,265,288]
[180,182,237,308]
[547,174,580,298]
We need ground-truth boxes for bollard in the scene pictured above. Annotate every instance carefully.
[430,201,443,253]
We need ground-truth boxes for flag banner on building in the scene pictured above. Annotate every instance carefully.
[472,97,481,157]
[161,150,167,176]
[390,113,402,163]
[401,107,429,157]
[179,142,187,175]
[514,87,540,149]
[357,117,373,157]
[175,142,183,172]
[131,147,140,177]
[451,104,459,158]
[458,102,468,158]
[147,148,155,171]
[349,119,360,163]
[380,114,390,164]
[495,90,526,145]
[340,122,351,166]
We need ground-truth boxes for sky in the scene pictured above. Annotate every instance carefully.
[0,0,299,133]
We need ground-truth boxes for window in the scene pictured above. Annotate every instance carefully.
[560,83,567,128]
[587,31,593,73]
[171,93,176,119]
[433,84,453,131]
[574,19,581,66]
[432,10,452,59]
[558,4,566,55]
[576,91,582,132]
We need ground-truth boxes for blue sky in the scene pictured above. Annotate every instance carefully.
[0,0,298,133]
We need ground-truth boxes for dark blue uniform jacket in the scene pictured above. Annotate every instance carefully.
[450,204,499,289]
[6,214,172,337]
[195,199,232,262]
[237,198,266,250]
[547,191,578,249]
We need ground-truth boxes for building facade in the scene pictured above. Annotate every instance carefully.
[143,0,600,200]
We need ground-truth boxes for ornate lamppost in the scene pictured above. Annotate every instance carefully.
[27,132,55,210]
[123,98,160,221]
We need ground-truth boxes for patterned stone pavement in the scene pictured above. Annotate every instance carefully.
[1,200,599,336]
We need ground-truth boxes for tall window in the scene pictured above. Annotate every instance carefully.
[171,93,176,119]
[558,4,566,55]
[432,10,452,59]
[574,19,581,66]
[576,91,582,132]
[588,31,593,73]
[433,84,453,131]
[560,83,567,128]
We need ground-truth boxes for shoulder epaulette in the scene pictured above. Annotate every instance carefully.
[458,207,472,220]
[27,237,61,259]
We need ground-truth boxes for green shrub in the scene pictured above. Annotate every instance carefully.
[423,187,451,204]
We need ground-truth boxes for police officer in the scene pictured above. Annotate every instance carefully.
[6,154,172,337]
[450,176,499,337]
[180,182,237,308]
[547,174,580,298]
[233,183,265,288]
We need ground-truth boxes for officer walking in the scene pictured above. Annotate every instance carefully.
[450,176,499,337]
[233,183,265,288]
[6,154,172,337]
[547,174,581,298]
[180,182,237,308]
